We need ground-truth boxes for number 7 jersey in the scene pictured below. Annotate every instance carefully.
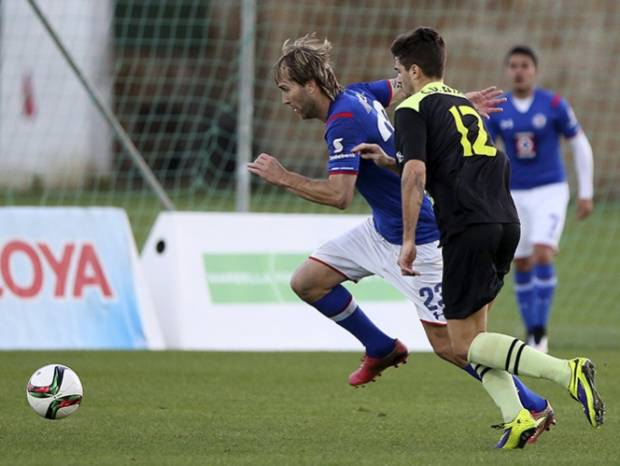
[394,81,519,245]
[324,80,439,246]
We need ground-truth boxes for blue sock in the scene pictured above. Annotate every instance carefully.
[512,375,548,412]
[463,364,481,380]
[311,285,395,357]
[533,264,556,330]
[469,364,547,412]
[514,270,536,334]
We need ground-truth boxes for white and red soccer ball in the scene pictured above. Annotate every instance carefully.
[26,364,83,419]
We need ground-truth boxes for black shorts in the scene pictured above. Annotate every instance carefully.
[442,223,520,319]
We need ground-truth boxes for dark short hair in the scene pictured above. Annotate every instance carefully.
[390,27,446,78]
[506,45,538,67]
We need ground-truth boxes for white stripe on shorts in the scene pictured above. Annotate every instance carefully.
[330,298,358,322]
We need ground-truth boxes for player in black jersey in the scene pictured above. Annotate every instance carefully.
[355,27,604,449]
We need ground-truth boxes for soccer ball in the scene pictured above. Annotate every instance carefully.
[26,364,83,419]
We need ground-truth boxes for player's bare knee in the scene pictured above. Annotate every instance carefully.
[514,257,533,271]
[289,272,317,302]
[533,245,554,264]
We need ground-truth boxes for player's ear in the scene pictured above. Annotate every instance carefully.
[409,64,421,80]
[305,79,319,95]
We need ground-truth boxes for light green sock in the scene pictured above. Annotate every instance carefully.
[468,332,571,388]
[473,364,523,423]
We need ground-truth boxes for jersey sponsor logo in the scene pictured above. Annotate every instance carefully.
[532,113,547,129]
[328,153,356,161]
[514,132,536,159]
[332,138,344,154]
[500,119,514,130]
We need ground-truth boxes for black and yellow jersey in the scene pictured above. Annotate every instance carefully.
[395,81,519,244]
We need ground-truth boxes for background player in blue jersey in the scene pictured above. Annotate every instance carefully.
[248,35,553,441]
[487,46,594,353]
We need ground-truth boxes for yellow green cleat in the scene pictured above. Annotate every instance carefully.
[493,408,542,449]
[568,358,605,428]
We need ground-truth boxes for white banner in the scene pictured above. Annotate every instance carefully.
[0,0,112,189]
[141,212,432,351]
[0,207,163,349]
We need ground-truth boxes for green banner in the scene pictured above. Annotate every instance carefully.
[203,253,405,304]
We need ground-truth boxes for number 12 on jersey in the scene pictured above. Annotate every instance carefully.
[449,105,497,157]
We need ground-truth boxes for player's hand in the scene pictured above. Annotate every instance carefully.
[466,86,506,119]
[247,153,288,186]
[352,143,395,168]
[398,240,419,276]
[576,198,593,220]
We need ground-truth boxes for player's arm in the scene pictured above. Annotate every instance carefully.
[399,159,426,276]
[556,96,594,219]
[394,107,429,276]
[387,78,407,106]
[247,153,356,210]
[569,131,594,219]
[352,143,399,174]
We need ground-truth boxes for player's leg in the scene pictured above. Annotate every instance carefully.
[447,306,543,448]
[485,299,553,443]
[297,220,407,385]
[443,224,558,448]
[291,258,396,358]
[389,240,549,426]
[528,182,570,352]
[510,189,538,344]
[529,244,555,352]
[460,223,604,429]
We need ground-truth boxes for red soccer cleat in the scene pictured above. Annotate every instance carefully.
[528,402,556,444]
[348,339,408,386]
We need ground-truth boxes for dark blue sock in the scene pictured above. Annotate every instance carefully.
[533,263,556,330]
[311,285,395,357]
[464,364,481,380]
[512,375,548,412]
[469,364,547,412]
[514,270,536,333]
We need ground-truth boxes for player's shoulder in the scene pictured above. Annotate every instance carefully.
[325,89,371,130]
[535,88,567,109]
[397,81,466,113]
[324,98,362,141]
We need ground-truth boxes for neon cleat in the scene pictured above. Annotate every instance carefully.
[348,339,408,387]
[528,401,556,444]
[568,358,605,428]
[493,408,541,449]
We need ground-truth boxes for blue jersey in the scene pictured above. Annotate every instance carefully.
[486,88,580,190]
[325,80,439,245]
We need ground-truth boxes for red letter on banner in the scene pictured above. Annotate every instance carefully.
[73,244,113,298]
[0,241,43,298]
[38,243,75,298]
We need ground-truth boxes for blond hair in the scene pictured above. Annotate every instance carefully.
[273,33,343,100]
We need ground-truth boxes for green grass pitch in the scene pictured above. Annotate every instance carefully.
[0,350,618,465]
[3,195,618,464]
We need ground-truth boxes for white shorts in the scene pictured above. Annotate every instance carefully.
[310,218,446,326]
[511,182,570,258]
